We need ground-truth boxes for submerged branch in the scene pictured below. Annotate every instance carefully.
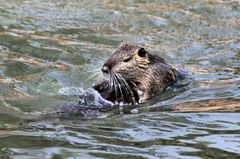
[169,99,240,112]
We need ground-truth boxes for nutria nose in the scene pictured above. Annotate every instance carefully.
[101,65,110,73]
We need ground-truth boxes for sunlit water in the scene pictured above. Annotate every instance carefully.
[0,0,240,158]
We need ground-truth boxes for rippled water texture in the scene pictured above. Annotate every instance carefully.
[0,0,240,158]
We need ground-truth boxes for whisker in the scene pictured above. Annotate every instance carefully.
[116,73,135,102]
[109,73,114,93]
[112,74,119,100]
[130,81,137,87]
[115,74,129,95]
[96,72,103,84]
[117,74,131,93]
[115,74,124,101]
[83,72,100,84]
[85,69,101,74]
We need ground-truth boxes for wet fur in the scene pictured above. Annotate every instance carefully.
[93,42,179,103]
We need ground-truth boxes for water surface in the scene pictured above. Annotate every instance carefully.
[0,0,240,158]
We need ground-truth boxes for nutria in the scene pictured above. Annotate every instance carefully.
[93,42,181,104]
[25,43,184,121]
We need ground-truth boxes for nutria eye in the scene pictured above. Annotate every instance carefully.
[138,48,146,57]
[123,57,131,62]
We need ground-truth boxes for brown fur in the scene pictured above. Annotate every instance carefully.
[93,42,179,103]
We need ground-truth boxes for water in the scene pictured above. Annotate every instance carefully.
[0,0,240,158]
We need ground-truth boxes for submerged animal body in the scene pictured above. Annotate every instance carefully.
[94,43,180,104]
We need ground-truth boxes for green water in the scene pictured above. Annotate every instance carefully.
[0,0,240,158]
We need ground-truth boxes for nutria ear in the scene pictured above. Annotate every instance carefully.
[138,48,147,57]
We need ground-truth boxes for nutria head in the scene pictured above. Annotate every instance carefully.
[98,42,169,103]
[101,43,152,82]
[99,42,154,103]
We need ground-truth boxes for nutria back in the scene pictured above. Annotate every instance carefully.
[94,42,180,103]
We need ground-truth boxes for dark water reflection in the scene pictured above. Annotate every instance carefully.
[0,0,240,158]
